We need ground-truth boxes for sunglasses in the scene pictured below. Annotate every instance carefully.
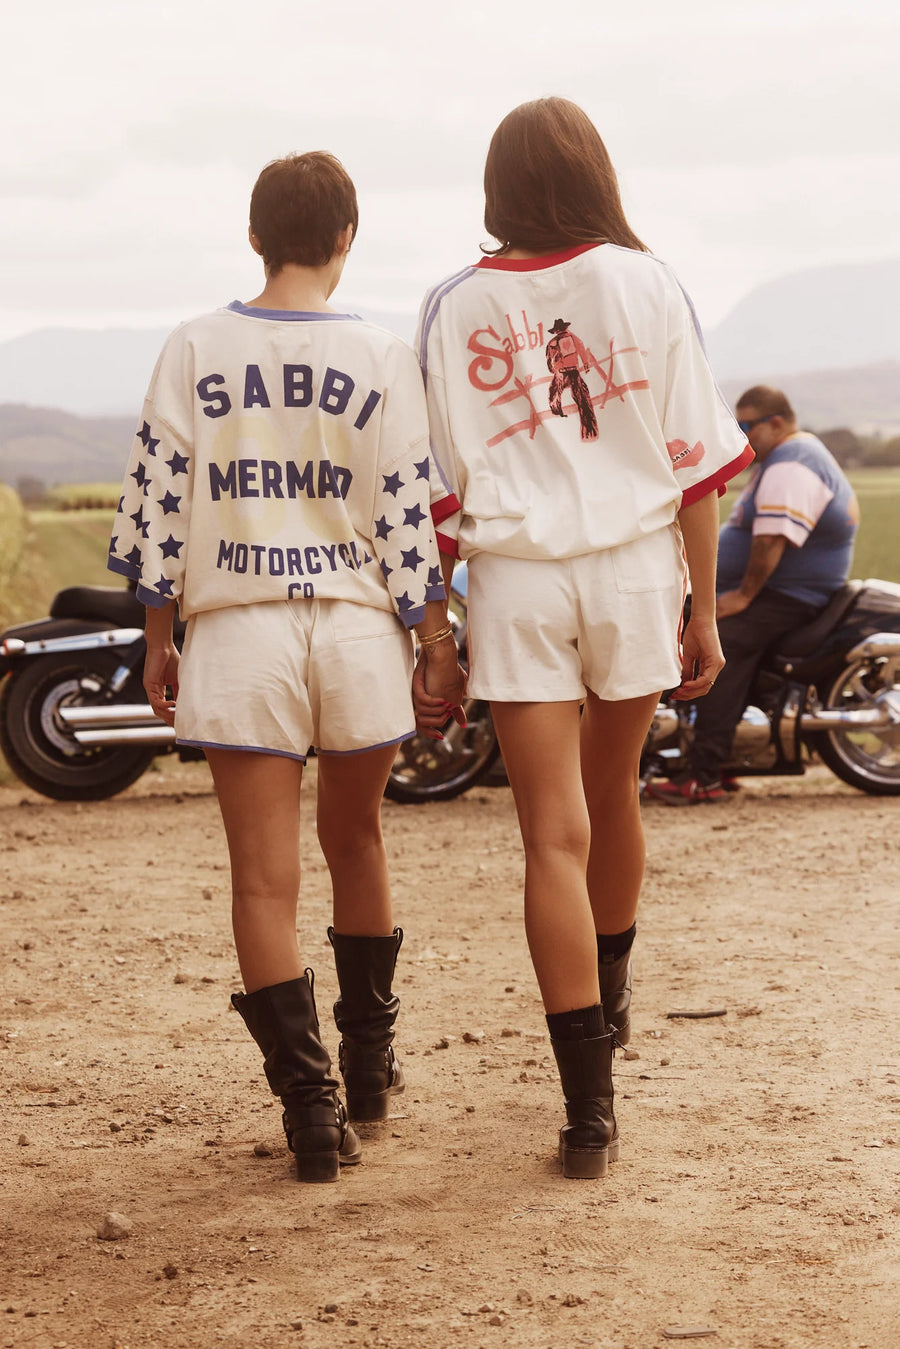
[737,414,777,434]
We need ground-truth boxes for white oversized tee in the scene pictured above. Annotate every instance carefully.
[109,304,458,626]
[417,243,753,561]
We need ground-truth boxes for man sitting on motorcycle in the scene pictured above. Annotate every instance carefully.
[647,385,860,805]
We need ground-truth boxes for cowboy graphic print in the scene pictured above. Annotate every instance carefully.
[545,318,598,440]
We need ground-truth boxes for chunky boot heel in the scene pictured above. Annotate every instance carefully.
[328,928,406,1122]
[551,1031,618,1181]
[231,971,361,1184]
[560,1139,609,1179]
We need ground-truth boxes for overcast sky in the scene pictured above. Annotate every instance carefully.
[1,0,897,344]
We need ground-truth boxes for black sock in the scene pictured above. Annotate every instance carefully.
[546,1003,605,1040]
[596,923,636,962]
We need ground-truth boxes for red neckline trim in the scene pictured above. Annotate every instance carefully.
[476,242,603,272]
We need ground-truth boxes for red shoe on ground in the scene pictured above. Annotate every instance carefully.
[721,775,741,793]
[644,776,727,806]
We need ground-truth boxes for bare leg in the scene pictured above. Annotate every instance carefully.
[580,690,660,934]
[490,700,599,1014]
[205,749,304,994]
[316,744,398,935]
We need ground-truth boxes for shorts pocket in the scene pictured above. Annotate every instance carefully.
[611,527,683,594]
[328,600,406,643]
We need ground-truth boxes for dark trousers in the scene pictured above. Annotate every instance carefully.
[688,589,820,784]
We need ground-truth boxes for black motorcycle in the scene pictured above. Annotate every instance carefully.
[3,573,899,802]
[385,571,900,801]
[0,577,498,804]
[0,585,198,801]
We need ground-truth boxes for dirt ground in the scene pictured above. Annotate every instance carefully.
[1,757,897,1349]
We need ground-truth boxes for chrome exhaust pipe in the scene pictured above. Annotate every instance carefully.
[59,704,161,729]
[72,726,177,747]
[58,704,177,746]
[800,706,893,731]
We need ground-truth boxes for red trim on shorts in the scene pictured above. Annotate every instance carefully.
[431,494,461,525]
[436,530,459,557]
[475,242,602,271]
[680,443,754,507]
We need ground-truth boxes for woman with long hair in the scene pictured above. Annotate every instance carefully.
[416,98,752,1178]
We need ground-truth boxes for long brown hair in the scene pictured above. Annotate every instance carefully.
[483,98,647,255]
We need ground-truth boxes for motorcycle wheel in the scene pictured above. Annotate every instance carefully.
[384,697,500,804]
[0,652,157,801]
[810,660,900,796]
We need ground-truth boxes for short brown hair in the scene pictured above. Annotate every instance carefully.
[249,152,359,272]
[736,386,796,421]
[483,98,647,255]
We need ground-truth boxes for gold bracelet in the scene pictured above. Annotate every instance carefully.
[418,623,454,649]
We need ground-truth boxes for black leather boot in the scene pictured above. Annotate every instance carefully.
[231,970,362,1183]
[551,1031,619,1178]
[598,948,632,1046]
[327,926,405,1121]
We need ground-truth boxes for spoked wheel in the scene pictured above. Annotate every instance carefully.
[0,653,157,801]
[384,697,499,804]
[810,660,900,796]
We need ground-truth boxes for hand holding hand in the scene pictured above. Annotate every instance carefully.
[412,640,467,740]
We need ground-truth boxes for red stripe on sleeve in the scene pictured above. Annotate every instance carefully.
[431,493,461,525]
[435,530,459,558]
[680,444,754,508]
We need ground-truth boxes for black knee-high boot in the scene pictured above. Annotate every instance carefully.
[327,927,405,1122]
[231,970,362,1183]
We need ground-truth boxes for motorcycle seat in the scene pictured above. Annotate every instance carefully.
[770,581,863,664]
[51,585,145,628]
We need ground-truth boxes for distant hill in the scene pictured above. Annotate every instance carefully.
[3,356,898,490]
[705,258,900,379]
[0,404,136,489]
[0,307,416,417]
[720,360,900,437]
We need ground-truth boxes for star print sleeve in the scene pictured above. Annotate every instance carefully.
[369,348,447,627]
[108,349,194,611]
[662,274,754,506]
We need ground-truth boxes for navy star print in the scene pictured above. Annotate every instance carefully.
[125,545,142,567]
[403,503,426,529]
[401,546,424,572]
[158,491,181,515]
[414,457,430,480]
[374,515,393,540]
[129,505,150,538]
[160,535,184,559]
[382,471,403,497]
[154,576,175,598]
[427,564,442,589]
[166,451,189,476]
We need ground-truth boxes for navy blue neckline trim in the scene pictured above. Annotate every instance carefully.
[227,300,360,322]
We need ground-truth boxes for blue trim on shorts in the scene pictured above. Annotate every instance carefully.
[315,729,415,757]
[175,736,308,763]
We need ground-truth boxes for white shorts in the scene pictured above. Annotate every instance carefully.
[175,600,415,760]
[465,530,685,703]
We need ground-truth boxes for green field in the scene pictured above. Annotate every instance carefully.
[1,467,899,631]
